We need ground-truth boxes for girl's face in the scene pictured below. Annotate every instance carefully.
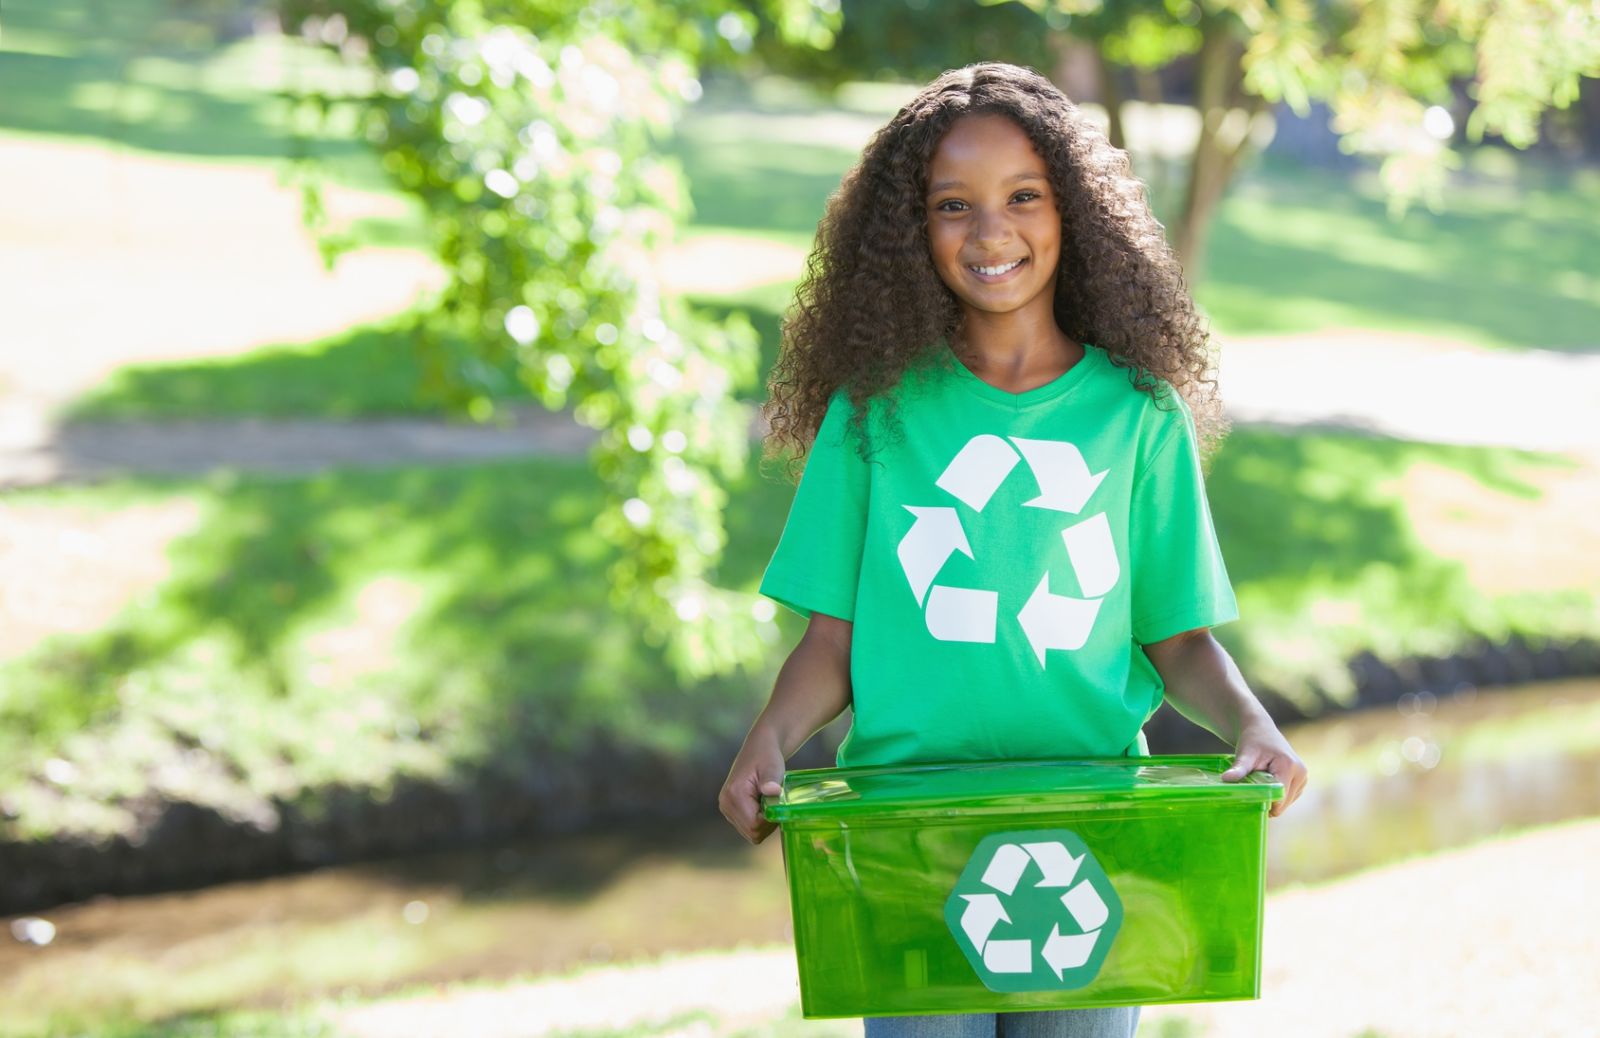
[924,113,1061,325]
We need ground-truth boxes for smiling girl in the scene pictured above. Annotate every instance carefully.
[720,62,1307,1038]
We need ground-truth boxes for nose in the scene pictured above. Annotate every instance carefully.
[969,207,1012,251]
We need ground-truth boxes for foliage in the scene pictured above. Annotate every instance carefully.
[1014,0,1600,217]
[747,0,1061,87]
[0,455,790,843]
[272,0,839,682]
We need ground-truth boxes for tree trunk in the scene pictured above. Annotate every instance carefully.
[1095,47,1127,154]
[1133,64,1171,223]
[1173,14,1264,284]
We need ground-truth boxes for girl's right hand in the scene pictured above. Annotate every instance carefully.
[719,725,786,844]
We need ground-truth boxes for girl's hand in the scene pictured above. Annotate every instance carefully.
[1222,719,1309,818]
[719,725,787,844]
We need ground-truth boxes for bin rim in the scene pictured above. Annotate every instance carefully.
[763,753,1283,822]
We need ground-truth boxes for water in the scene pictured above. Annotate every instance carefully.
[1,678,1595,1019]
[1265,676,1600,885]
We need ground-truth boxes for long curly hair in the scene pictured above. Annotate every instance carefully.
[763,61,1228,477]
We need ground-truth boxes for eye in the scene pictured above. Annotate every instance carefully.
[934,199,967,213]
[1012,190,1041,203]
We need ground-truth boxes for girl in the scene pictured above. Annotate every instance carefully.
[719,62,1308,1038]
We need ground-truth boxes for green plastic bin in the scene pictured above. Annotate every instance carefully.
[763,754,1282,1018]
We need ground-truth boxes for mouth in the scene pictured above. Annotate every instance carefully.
[966,257,1026,282]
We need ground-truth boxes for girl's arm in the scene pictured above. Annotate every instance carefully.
[1141,627,1309,817]
[719,611,854,844]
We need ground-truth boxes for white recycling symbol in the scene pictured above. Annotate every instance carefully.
[895,434,1119,665]
[957,840,1114,980]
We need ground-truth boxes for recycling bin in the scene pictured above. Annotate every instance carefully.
[762,754,1282,1018]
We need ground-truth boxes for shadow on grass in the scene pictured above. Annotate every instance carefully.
[1202,423,1581,704]
[1,0,381,185]
[0,423,1588,859]
[64,294,789,421]
[664,117,862,237]
[63,312,506,421]
[1205,153,1600,351]
[0,452,800,820]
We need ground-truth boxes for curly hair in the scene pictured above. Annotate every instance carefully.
[762,61,1228,478]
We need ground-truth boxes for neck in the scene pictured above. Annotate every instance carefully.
[952,308,1080,376]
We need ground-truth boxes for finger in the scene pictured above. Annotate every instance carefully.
[1271,763,1308,817]
[1285,764,1309,808]
[1221,752,1259,782]
[720,783,755,841]
[756,765,785,799]
[743,773,782,841]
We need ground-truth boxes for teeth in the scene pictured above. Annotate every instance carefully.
[970,259,1022,276]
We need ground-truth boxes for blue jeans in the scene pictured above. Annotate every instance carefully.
[863,1007,1139,1038]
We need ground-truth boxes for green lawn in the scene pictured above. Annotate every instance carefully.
[3,427,1592,845]
[0,454,790,841]
[61,138,1600,422]
[0,0,387,189]
[18,13,1590,423]
[7,0,1597,850]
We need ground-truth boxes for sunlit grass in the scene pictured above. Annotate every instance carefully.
[1200,151,1600,350]
[54,99,1600,422]
[2,426,1593,844]
[1203,426,1596,703]
[0,0,384,187]
[0,455,790,842]
[0,903,501,1036]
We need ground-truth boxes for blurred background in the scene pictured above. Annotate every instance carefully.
[1,0,1598,1035]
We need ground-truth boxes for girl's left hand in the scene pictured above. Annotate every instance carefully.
[1221,720,1309,818]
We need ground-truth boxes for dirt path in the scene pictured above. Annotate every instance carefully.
[330,818,1600,1038]
[0,409,600,488]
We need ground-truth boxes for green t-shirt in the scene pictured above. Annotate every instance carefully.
[759,342,1238,768]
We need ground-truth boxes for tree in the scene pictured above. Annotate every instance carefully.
[276,0,840,682]
[1009,0,1600,279]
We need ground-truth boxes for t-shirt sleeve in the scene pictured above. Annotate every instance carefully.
[1129,395,1238,645]
[758,390,871,622]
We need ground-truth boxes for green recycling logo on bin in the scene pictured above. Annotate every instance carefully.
[944,829,1123,992]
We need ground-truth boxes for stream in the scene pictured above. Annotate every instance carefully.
[2,676,1596,1019]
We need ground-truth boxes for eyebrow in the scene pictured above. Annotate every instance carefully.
[927,172,1047,193]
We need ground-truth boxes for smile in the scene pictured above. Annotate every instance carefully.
[967,258,1025,280]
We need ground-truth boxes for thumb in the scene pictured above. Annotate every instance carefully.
[1221,753,1256,782]
[756,767,785,799]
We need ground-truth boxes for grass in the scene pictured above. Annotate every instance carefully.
[56,112,1600,422]
[8,1010,343,1038]
[1202,426,1597,701]
[1201,149,1600,352]
[0,0,387,190]
[65,311,523,421]
[2,425,1593,844]
[0,454,794,841]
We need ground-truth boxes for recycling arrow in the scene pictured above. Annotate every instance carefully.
[1018,574,1102,666]
[1009,437,1108,515]
[1042,924,1098,978]
[1060,512,1119,598]
[1061,879,1110,931]
[895,433,1120,663]
[959,893,1010,948]
[944,829,1124,993]
[936,434,1020,511]
[898,506,972,606]
[1021,842,1085,888]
